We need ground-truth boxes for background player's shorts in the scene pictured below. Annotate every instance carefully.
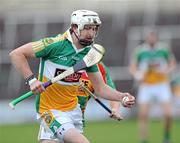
[137,83,172,104]
[38,104,83,142]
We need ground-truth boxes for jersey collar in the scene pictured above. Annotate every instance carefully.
[66,29,90,53]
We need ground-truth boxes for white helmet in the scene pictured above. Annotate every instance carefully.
[71,10,101,31]
[71,10,101,46]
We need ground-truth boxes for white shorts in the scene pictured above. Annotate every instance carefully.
[137,83,172,104]
[38,104,83,142]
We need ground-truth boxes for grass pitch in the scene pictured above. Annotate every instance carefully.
[0,119,179,143]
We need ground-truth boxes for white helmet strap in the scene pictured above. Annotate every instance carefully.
[73,29,93,46]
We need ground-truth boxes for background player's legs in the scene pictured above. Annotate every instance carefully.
[161,101,172,143]
[138,103,150,143]
[156,83,173,143]
[137,85,152,143]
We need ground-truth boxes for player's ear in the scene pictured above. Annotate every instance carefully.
[71,24,78,30]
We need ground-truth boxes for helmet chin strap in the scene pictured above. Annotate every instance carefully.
[73,31,93,46]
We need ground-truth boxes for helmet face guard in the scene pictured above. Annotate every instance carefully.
[71,10,101,46]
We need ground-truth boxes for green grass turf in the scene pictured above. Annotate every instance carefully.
[0,123,38,143]
[85,119,180,143]
[0,119,179,143]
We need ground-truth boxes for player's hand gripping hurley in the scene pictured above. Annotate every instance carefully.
[9,44,105,109]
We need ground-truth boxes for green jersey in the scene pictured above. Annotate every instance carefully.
[32,29,98,113]
[133,42,172,84]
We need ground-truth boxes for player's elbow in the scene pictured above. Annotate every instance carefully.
[9,49,16,59]
[9,49,19,61]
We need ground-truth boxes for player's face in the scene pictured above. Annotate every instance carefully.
[146,32,157,47]
[79,25,99,42]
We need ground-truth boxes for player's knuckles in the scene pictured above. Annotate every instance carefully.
[38,85,44,92]
[131,95,135,99]
[32,90,38,95]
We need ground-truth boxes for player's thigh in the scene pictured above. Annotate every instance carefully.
[63,128,89,143]
[38,124,61,143]
[137,85,152,104]
[156,83,172,102]
[40,105,83,142]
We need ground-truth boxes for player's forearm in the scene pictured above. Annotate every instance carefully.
[129,63,138,77]
[10,51,33,79]
[129,62,147,81]
[9,43,34,79]
[95,84,124,102]
[168,59,176,73]
[88,72,124,102]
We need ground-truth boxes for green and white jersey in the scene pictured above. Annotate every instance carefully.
[32,29,98,113]
[133,42,173,84]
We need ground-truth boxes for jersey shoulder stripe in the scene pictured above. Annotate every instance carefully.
[32,32,68,53]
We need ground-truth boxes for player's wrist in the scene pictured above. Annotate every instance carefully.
[119,92,126,101]
[28,77,37,85]
[25,74,37,85]
[111,107,118,112]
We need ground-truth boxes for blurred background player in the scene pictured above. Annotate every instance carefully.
[9,9,135,143]
[129,30,176,143]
